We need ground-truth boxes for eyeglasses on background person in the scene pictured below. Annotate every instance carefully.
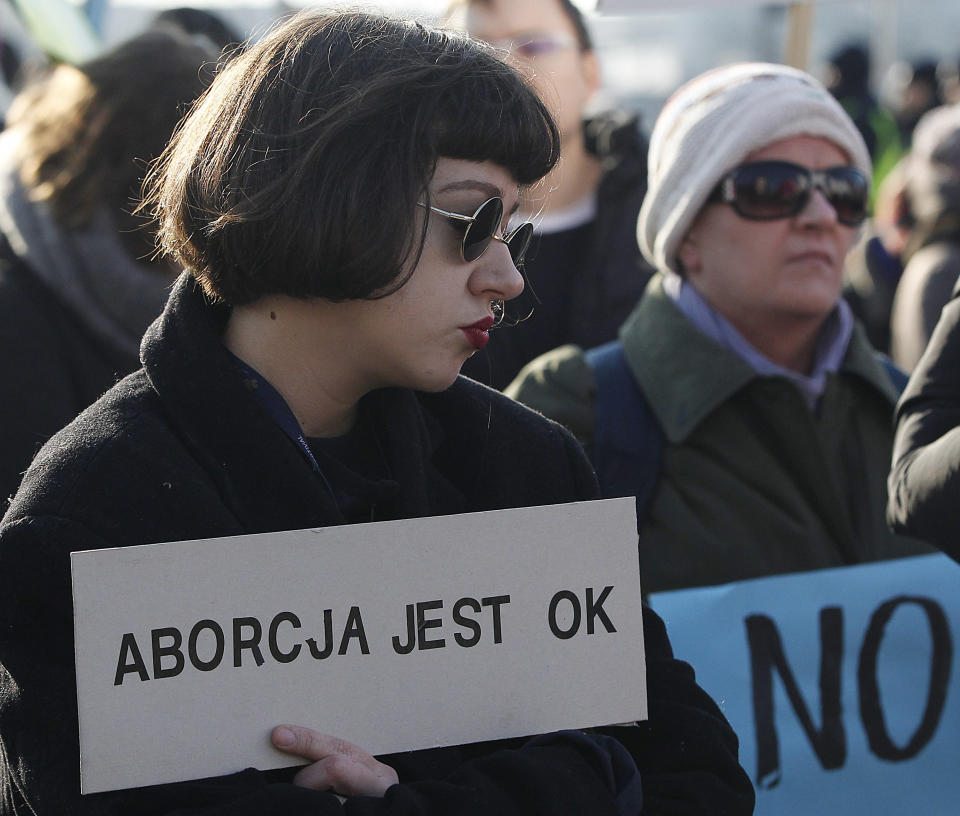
[486,31,577,60]
[709,160,869,226]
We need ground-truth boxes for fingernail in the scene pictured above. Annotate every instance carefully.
[273,726,295,747]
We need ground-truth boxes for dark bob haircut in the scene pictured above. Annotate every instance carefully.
[146,10,561,305]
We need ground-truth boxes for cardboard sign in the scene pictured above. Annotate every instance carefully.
[651,553,960,815]
[72,498,647,794]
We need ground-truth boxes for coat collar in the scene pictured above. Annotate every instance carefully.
[139,273,462,533]
[619,274,900,444]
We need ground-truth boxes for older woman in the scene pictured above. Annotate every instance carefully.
[0,11,752,816]
[508,62,930,594]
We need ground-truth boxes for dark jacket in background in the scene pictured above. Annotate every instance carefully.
[843,228,903,354]
[0,126,173,507]
[462,111,654,390]
[890,240,960,370]
[887,163,960,372]
[889,285,960,556]
[0,274,754,815]
[0,247,137,506]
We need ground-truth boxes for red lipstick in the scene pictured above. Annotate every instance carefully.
[461,315,496,350]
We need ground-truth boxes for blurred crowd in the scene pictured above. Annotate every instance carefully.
[828,41,960,370]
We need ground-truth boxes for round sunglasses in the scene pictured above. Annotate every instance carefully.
[709,160,870,227]
[419,197,534,267]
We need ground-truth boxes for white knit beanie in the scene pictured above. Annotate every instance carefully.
[637,62,872,274]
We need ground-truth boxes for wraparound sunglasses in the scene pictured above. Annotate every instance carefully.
[419,197,534,266]
[709,160,870,227]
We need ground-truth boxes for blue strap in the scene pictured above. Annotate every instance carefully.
[584,341,664,530]
[228,353,339,504]
[877,353,909,394]
[230,354,321,472]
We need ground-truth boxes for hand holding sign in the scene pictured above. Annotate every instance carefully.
[271,726,399,797]
[72,500,647,792]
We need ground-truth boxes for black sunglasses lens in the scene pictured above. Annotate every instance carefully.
[728,162,870,225]
[462,198,503,262]
[730,162,807,219]
[507,222,533,266]
[823,168,869,226]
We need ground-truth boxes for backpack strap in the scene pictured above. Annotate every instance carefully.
[584,345,906,532]
[584,340,664,530]
[876,353,909,395]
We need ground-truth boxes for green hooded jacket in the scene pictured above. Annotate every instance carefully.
[507,275,931,594]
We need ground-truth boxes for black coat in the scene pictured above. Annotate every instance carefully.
[0,274,753,815]
[889,285,960,556]
[0,249,137,507]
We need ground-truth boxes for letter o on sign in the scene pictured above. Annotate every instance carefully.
[188,619,226,672]
[548,590,582,640]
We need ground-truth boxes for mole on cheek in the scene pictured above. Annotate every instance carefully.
[270,311,277,320]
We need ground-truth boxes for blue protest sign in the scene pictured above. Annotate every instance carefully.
[650,553,960,814]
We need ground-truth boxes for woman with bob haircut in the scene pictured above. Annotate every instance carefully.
[0,11,752,815]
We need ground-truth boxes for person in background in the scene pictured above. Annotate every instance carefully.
[842,156,910,354]
[889,103,960,371]
[451,0,654,390]
[0,26,217,506]
[885,58,945,147]
[825,42,905,354]
[152,5,243,55]
[825,42,902,189]
[888,275,960,558]
[508,62,931,594]
[0,11,754,815]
